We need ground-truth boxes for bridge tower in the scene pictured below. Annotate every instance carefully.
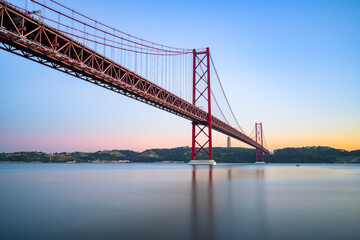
[255,122,265,163]
[189,48,216,165]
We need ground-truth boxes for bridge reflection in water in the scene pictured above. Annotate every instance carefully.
[191,166,214,240]
[190,165,266,240]
[1,164,359,240]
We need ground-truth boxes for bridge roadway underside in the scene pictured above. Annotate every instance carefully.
[0,1,269,154]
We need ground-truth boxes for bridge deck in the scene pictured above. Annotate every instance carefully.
[0,1,269,154]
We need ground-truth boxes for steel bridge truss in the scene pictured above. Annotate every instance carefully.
[0,0,269,155]
[255,122,269,162]
[192,48,212,160]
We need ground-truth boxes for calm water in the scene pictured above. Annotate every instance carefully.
[0,163,359,240]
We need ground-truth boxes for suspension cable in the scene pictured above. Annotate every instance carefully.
[30,0,193,54]
[210,55,245,133]
[211,91,230,125]
[48,0,192,52]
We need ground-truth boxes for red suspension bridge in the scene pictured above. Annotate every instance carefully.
[0,0,270,164]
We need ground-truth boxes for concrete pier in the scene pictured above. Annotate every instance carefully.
[188,160,216,165]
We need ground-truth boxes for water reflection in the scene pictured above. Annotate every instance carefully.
[1,164,359,240]
[191,166,214,240]
[191,166,269,240]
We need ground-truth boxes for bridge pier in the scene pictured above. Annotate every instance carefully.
[188,160,217,165]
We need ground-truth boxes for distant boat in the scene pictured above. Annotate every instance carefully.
[255,162,266,164]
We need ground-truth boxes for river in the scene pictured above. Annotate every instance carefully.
[0,163,359,240]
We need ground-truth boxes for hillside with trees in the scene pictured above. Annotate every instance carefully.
[0,146,359,163]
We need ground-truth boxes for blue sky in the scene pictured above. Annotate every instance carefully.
[0,0,359,152]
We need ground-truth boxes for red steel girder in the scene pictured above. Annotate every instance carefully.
[192,48,212,160]
[255,122,267,162]
[0,1,270,154]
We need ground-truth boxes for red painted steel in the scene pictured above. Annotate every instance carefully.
[207,48,213,159]
[0,0,270,155]
[191,48,213,160]
[192,49,196,159]
[255,122,267,162]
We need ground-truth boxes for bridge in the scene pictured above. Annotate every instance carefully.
[0,0,270,164]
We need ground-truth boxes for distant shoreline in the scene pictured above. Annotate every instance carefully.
[1,162,359,164]
[1,146,359,164]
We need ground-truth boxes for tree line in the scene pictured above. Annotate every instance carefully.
[1,146,359,163]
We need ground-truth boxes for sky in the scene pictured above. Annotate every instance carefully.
[0,0,359,153]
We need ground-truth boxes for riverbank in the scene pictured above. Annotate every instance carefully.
[1,146,359,163]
